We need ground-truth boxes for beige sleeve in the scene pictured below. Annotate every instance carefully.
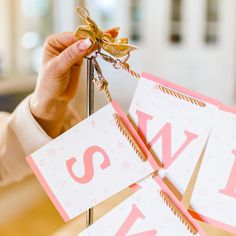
[0,95,79,186]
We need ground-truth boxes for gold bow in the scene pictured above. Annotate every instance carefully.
[74,7,137,58]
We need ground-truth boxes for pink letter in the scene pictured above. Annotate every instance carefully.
[66,145,111,184]
[219,150,236,199]
[116,204,157,236]
[136,110,198,168]
[136,110,153,143]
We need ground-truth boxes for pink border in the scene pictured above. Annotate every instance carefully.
[154,176,206,236]
[114,76,206,234]
[129,183,142,191]
[113,101,206,234]
[143,72,236,116]
[189,210,236,234]
[219,103,236,114]
[142,72,236,234]
[141,72,221,106]
[26,102,159,223]
[26,155,70,222]
[112,101,160,171]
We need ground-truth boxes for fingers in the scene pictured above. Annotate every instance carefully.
[63,64,81,100]
[46,27,119,72]
[54,38,92,73]
[45,32,78,53]
[46,27,119,53]
[45,26,119,54]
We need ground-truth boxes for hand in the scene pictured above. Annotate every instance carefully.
[30,28,119,138]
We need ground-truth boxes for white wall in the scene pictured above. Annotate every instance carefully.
[147,0,236,105]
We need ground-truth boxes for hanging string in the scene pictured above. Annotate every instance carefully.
[97,51,141,79]
[90,55,112,103]
[156,85,206,107]
[160,190,198,234]
[79,7,199,234]
[118,61,141,79]
[94,78,112,103]
[113,113,147,162]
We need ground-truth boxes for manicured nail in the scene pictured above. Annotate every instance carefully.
[78,38,92,51]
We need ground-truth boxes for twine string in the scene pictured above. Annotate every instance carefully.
[90,48,140,103]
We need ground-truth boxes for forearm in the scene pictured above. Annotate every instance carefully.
[0,96,52,186]
[0,94,80,186]
[30,94,68,138]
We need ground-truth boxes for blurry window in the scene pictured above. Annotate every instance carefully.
[205,0,219,44]
[130,0,142,42]
[169,0,182,43]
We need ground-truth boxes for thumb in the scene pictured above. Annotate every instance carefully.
[55,38,92,72]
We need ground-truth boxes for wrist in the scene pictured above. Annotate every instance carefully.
[30,93,68,138]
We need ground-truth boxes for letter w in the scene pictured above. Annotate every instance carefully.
[136,110,198,168]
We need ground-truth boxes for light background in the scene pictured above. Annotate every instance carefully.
[0,1,236,235]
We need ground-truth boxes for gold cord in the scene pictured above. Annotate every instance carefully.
[156,85,206,107]
[160,190,198,234]
[119,61,141,79]
[94,78,112,103]
[113,113,147,162]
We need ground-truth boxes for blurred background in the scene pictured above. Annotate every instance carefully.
[0,0,236,235]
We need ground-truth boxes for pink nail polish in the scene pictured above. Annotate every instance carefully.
[78,38,92,51]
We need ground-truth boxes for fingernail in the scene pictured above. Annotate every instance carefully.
[78,38,92,51]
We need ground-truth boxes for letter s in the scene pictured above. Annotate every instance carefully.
[66,146,111,184]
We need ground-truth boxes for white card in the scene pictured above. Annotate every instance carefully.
[27,102,158,221]
[191,107,236,234]
[80,176,202,236]
[128,73,219,194]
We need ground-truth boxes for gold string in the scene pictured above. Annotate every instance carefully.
[75,7,141,80]
[119,61,141,79]
[160,190,198,234]
[94,78,112,103]
[113,113,147,162]
[77,9,198,233]
[156,85,206,107]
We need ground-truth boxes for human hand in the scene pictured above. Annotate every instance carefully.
[30,28,119,138]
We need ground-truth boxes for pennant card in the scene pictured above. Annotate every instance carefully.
[26,102,158,221]
[190,106,236,234]
[128,72,220,195]
[80,176,205,236]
